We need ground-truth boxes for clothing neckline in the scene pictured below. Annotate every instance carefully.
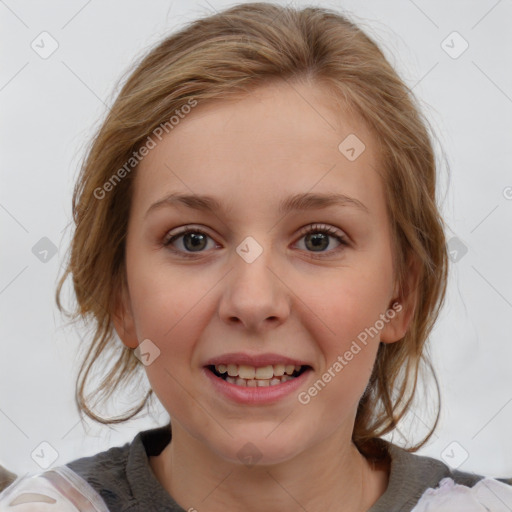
[126,423,180,509]
[125,423,460,512]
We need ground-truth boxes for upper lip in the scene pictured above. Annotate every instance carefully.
[204,352,312,368]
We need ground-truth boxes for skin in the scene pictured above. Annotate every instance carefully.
[113,79,417,512]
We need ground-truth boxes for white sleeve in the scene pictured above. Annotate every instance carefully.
[411,476,512,512]
[0,466,109,512]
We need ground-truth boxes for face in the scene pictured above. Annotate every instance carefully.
[113,80,412,466]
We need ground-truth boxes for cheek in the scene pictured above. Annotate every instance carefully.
[127,257,213,342]
[127,267,214,421]
[297,268,393,346]
[126,262,223,397]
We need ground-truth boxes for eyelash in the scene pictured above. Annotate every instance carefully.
[162,223,349,260]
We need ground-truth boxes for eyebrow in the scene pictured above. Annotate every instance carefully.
[145,191,369,219]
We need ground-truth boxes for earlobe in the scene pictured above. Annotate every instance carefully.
[112,279,139,349]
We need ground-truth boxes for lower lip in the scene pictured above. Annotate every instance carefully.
[202,367,312,405]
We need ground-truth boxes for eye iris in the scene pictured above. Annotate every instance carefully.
[184,232,207,251]
[306,232,328,251]
[172,228,339,254]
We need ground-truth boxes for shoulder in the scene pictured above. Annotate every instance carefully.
[411,474,512,511]
[387,441,511,486]
[0,465,109,511]
[367,438,512,511]
[0,442,130,511]
[64,438,133,509]
[0,424,175,512]
[65,423,176,511]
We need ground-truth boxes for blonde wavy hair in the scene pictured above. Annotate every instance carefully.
[56,2,448,454]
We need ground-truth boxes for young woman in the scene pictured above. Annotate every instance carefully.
[1,3,510,511]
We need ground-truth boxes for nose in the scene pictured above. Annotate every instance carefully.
[218,244,290,333]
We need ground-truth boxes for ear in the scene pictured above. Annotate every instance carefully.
[112,276,139,349]
[380,254,421,344]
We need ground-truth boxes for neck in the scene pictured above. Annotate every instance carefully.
[149,423,389,512]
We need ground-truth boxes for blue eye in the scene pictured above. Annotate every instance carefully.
[163,223,348,259]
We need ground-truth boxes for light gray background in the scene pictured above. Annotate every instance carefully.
[1,0,511,478]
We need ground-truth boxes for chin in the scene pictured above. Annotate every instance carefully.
[210,430,306,468]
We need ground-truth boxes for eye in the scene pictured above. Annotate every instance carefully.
[163,225,218,258]
[162,223,349,259]
[294,223,348,257]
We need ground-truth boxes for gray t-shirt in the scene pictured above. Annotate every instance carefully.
[65,424,511,511]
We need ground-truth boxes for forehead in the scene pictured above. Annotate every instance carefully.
[132,80,384,218]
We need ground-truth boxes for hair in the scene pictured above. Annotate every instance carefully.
[56,2,448,455]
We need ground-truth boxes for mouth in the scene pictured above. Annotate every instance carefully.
[206,363,311,387]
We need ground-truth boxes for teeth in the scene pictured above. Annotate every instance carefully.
[285,365,295,375]
[238,365,256,379]
[214,363,304,379]
[273,364,285,376]
[213,362,307,387]
[255,365,274,379]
